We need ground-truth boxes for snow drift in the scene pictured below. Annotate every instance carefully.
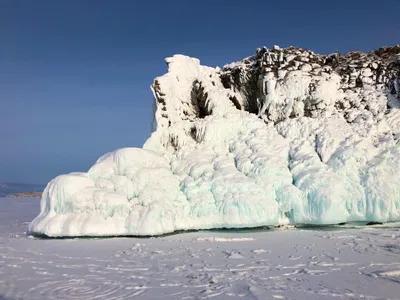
[30,45,400,236]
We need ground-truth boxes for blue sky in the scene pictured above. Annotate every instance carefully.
[1,0,399,184]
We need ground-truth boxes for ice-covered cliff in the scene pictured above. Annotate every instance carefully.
[30,45,400,237]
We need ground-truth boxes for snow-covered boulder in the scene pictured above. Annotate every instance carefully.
[30,45,400,236]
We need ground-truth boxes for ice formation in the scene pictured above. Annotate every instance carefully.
[30,45,400,236]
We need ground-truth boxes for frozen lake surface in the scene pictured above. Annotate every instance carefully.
[1,197,399,299]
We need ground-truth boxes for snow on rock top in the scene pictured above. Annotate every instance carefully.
[30,45,400,237]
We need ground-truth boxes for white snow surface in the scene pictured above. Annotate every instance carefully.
[30,52,400,237]
[3,197,400,299]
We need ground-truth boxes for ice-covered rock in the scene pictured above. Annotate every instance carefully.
[30,45,400,237]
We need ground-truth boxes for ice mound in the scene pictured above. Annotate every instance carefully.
[30,46,400,236]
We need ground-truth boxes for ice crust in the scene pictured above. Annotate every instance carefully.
[30,46,400,236]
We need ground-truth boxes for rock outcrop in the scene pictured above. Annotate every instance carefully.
[30,45,400,237]
[221,45,400,124]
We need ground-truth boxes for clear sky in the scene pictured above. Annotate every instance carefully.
[1,0,399,184]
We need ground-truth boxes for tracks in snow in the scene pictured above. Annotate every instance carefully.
[0,198,399,299]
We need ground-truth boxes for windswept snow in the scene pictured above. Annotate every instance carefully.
[2,197,400,299]
[29,46,400,237]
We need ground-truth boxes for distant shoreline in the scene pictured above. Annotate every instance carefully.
[7,192,42,198]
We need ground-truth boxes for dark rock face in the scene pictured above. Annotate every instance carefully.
[191,80,212,119]
[220,45,400,124]
[150,46,400,154]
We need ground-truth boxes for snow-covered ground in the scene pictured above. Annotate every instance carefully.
[1,197,400,299]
